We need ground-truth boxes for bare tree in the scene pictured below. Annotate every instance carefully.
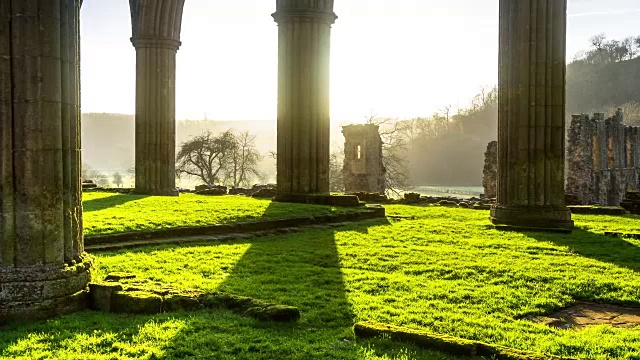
[177,130,263,187]
[176,130,236,185]
[623,36,637,60]
[590,33,607,50]
[225,131,263,188]
[112,172,123,188]
[82,163,110,187]
[329,149,344,193]
[365,115,412,196]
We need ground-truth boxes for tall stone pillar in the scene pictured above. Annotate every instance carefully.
[273,0,337,198]
[491,0,574,230]
[0,0,92,323]
[130,0,185,196]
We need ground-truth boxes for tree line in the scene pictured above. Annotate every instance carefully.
[573,33,640,65]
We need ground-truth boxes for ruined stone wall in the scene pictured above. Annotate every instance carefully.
[483,110,640,205]
[342,125,386,194]
[483,141,498,198]
[566,110,640,205]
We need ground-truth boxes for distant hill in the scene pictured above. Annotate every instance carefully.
[567,57,640,116]
[81,114,349,184]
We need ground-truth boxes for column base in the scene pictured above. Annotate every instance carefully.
[0,254,93,324]
[274,194,363,207]
[134,188,179,197]
[490,205,574,231]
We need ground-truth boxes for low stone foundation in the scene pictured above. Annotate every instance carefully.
[621,191,640,214]
[0,254,93,324]
[354,321,574,360]
[89,273,300,322]
[274,194,362,207]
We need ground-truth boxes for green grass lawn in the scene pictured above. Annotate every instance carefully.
[2,205,640,359]
[82,191,362,236]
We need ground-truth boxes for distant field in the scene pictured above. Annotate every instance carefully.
[82,191,362,236]
[411,186,484,199]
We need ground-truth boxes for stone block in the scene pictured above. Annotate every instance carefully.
[88,282,123,312]
[110,291,162,314]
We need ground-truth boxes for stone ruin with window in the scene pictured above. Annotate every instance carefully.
[342,124,386,194]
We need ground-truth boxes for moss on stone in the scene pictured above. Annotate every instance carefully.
[354,321,575,360]
[110,291,162,314]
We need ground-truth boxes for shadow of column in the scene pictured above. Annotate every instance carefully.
[526,227,640,272]
[83,194,149,212]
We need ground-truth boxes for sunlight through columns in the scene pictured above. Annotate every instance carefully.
[273,0,337,197]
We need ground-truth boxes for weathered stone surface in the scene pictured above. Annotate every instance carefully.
[403,193,421,202]
[274,194,361,207]
[88,282,124,312]
[491,0,573,230]
[566,111,640,206]
[621,191,640,214]
[111,291,163,314]
[130,0,185,196]
[525,302,640,330]
[273,0,337,197]
[252,188,277,199]
[354,321,572,360]
[0,0,92,324]
[482,141,497,198]
[347,192,388,203]
[163,294,202,312]
[89,275,301,322]
[201,292,301,322]
[342,124,386,194]
[195,188,227,196]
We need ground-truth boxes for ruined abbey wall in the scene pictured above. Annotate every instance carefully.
[483,110,640,206]
[566,110,640,205]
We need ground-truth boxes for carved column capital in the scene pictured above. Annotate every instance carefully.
[131,37,182,51]
[272,0,337,25]
[129,0,185,49]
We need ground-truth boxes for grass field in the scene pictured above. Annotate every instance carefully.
[1,205,640,359]
[82,191,362,236]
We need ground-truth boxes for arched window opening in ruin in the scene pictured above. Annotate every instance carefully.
[357,145,362,160]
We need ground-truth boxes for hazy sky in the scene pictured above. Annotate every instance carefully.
[81,0,640,122]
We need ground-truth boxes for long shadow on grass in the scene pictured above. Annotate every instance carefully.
[82,193,149,212]
[0,208,454,359]
[527,227,640,272]
[158,204,395,358]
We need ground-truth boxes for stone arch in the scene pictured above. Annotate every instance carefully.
[129,0,186,196]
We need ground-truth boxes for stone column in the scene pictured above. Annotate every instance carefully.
[273,0,337,198]
[130,0,185,196]
[491,0,573,230]
[0,0,92,323]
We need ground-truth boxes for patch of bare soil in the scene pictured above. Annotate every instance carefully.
[525,302,640,330]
